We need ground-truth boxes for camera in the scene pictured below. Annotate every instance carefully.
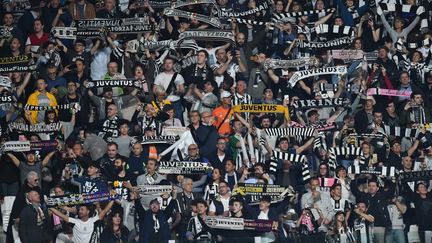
[231,46,238,55]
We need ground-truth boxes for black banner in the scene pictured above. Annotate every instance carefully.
[84,79,142,88]
[0,54,34,73]
[8,122,62,133]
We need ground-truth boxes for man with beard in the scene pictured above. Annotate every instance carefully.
[109,157,137,200]
[212,48,247,86]
[97,142,127,180]
[242,163,274,184]
[235,31,266,72]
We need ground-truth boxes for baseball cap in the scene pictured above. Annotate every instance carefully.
[220,90,232,99]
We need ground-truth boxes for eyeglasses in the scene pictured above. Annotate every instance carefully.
[34,179,39,182]
[188,147,198,151]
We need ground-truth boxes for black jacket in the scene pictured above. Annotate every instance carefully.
[351,178,394,227]
[18,204,51,243]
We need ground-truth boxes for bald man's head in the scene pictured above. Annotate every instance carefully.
[236,32,246,45]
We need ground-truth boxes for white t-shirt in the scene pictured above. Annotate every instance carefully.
[69,216,100,243]
[209,196,230,213]
[154,72,185,102]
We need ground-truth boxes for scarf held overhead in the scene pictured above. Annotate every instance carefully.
[84,79,142,88]
[215,1,269,18]
[292,98,351,109]
[297,37,353,49]
[262,57,320,71]
[367,88,412,97]
[157,161,212,174]
[163,8,221,27]
[8,122,62,133]
[178,30,235,45]
[24,103,81,111]
[289,66,347,87]
[46,191,120,207]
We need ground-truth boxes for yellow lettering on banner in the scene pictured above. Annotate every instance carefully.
[232,104,291,122]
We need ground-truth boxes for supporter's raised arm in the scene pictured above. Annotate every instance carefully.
[298,80,312,95]
[314,11,335,27]
[96,200,114,220]
[42,150,56,167]
[267,68,280,84]
[50,207,70,223]
[214,51,233,76]
[295,136,315,154]
[5,153,21,167]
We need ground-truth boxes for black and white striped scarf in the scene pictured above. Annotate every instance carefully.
[314,83,362,94]
[264,127,316,138]
[378,3,428,29]
[314,24,355,37]
[227,18,269,27]
[328,146,363,171]
[407,38,431,49]
[383,125,419,138]
[347,165,397,177]
[272,9,335,21]
[270,150,311,181]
